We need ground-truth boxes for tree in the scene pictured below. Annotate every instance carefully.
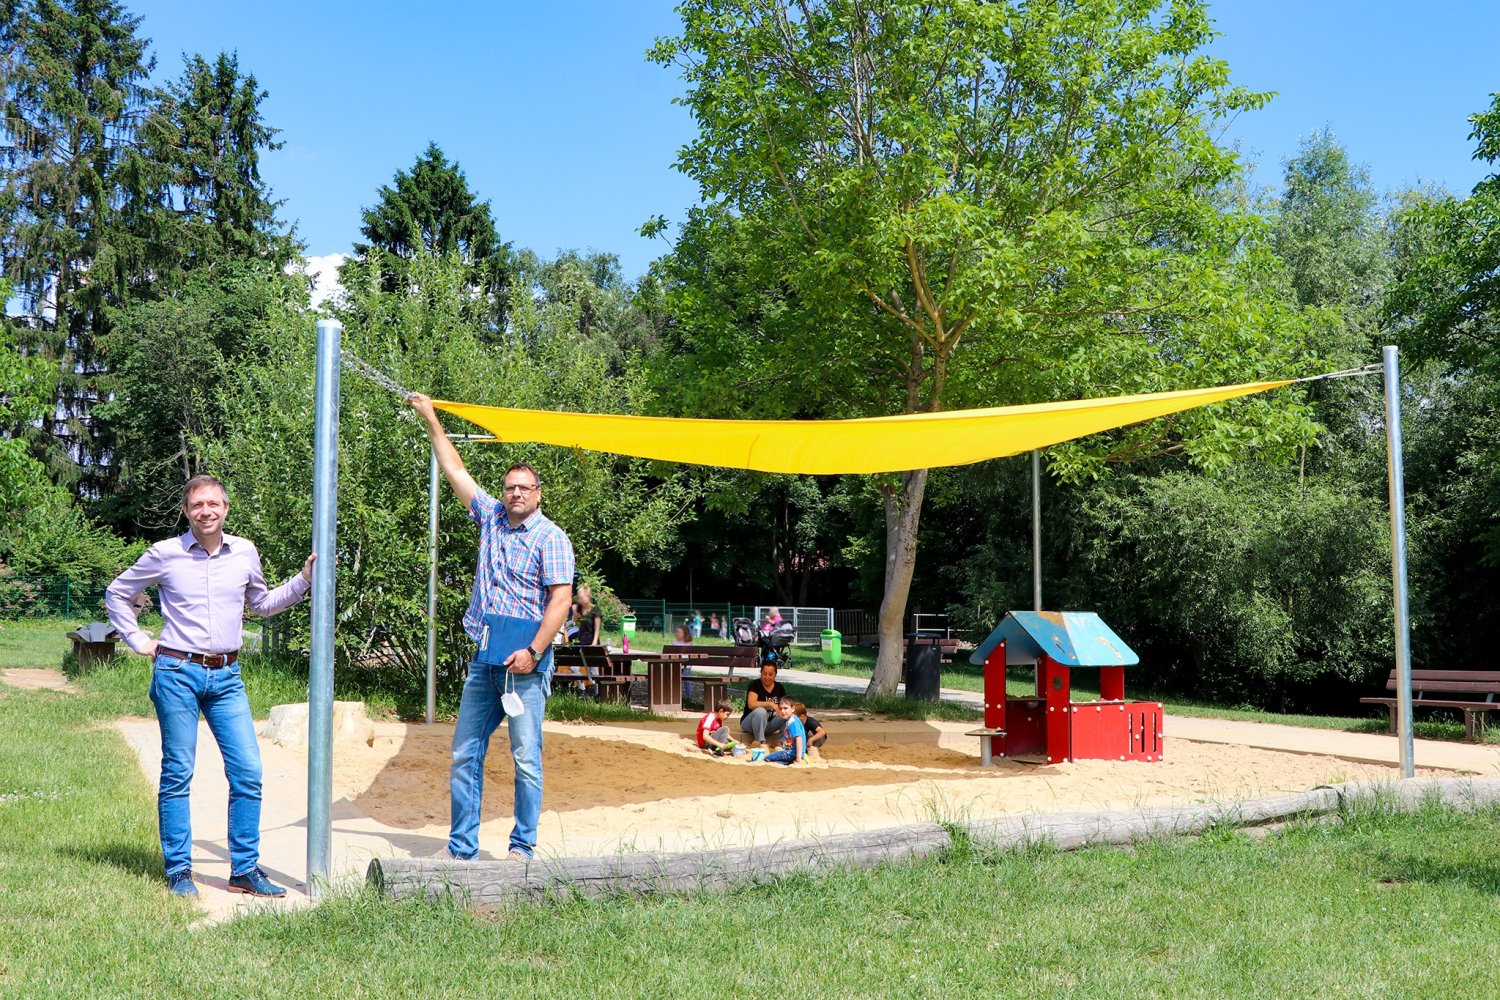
[93,257,304,532]
[1075,468,1390,711]
[341,143,511,331]
[1385,94,1500,664]
[109,50,290,294]
[203,254,698,697]
[0,282,138,588]
[651,0,1317,694]
[1269,129,1390,475]
[0,0,153,494]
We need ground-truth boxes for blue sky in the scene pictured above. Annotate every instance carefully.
[124,1,1499,282]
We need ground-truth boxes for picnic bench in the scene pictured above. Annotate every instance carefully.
[552,645,631,702]
[663,644,758,709]
[1360,669,1500,741]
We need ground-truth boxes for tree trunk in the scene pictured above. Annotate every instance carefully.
[867,467,929,696]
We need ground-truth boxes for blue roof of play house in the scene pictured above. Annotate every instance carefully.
[968,611,1138,668]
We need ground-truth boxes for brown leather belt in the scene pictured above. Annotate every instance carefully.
[157,647,238,668]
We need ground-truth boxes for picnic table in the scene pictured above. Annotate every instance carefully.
[602,650,710,714]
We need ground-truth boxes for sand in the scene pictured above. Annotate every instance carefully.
[300,716,1426,859]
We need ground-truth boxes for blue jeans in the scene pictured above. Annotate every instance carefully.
[764,748,798,765]
[448,658,551,859]
[148,653,262,877]
[739,707,785,744]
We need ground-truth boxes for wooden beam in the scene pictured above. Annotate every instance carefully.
[367,778,1500,907]
[369,823,951,905]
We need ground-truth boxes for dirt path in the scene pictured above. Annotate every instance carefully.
[0,668,79,694]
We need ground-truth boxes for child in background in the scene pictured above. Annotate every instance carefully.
[793,702,828,751]
[763,698,806,765]
[696,700,740,756]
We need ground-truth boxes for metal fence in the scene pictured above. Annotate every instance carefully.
[0,575,109,619]
[616,599,761,641]
[753,605,834,646]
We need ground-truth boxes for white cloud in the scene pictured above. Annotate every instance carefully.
[290,253,349,312]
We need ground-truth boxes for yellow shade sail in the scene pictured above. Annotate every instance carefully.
[432,379,1293,475]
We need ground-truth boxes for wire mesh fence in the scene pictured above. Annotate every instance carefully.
[0,575,109,620]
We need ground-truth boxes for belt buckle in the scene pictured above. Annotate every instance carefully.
[202,653,226,668]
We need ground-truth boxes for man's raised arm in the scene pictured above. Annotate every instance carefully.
[406,392,478,509]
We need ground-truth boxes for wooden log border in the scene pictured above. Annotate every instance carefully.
[367,777,1500,906]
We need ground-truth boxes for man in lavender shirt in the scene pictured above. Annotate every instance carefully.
[106,474,315,899]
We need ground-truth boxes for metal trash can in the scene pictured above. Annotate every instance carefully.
[820,629,842,666]
[905,639,941,701]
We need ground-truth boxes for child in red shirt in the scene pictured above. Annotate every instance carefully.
[696,701,740,756]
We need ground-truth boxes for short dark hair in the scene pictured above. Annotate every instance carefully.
[181,474,228,508]
[714,700,734,713]
[504,463,542,487]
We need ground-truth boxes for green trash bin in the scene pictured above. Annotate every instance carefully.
[820,628,842,666]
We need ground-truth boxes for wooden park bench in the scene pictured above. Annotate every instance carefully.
[552,645,631,702]
[663,644,758,709]
[1361,669,1500,741]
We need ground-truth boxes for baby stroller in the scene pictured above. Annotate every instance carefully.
[757,620,797,670]
[731,617,758,647]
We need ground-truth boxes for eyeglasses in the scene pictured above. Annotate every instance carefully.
[503,483,540,495]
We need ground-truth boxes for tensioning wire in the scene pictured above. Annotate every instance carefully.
[1296,363,1383,382]
[339,349,414,399]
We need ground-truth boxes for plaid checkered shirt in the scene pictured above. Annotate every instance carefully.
[461,486,575,640]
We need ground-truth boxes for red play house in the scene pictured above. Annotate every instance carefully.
[968,611,1163,765]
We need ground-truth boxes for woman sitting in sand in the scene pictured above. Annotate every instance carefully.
[739,663,788,748]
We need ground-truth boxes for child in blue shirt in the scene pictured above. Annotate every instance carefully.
[763,698,806,765]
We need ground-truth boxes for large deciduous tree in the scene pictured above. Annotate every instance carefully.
[1386,94,1500,664]
[652,0,1316,694]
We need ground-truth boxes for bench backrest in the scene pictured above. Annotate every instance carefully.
[1383,669,1500,695]
[663,644,757,670]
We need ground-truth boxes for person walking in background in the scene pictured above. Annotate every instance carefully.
[690,609,703,638]
[571,583,602,646]
[408,392,574,862]
[105,474,315,899]
[708,612,723,639]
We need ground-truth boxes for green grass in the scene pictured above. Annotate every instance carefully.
[4,666,1500,997]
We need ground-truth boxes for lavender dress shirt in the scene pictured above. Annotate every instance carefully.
[105,531,310,655]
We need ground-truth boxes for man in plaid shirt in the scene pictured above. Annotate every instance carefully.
[408,393,575,861]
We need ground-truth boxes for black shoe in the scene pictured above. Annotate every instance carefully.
[227,866,287,898]
[168,870,198,898]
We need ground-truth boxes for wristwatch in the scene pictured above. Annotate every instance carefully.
[525,645,541,660]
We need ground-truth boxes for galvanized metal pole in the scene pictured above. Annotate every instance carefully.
[307,318,341,895]
[426,446,438,725]
[1383,346,1414,778]
[1031,450,1042,610]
